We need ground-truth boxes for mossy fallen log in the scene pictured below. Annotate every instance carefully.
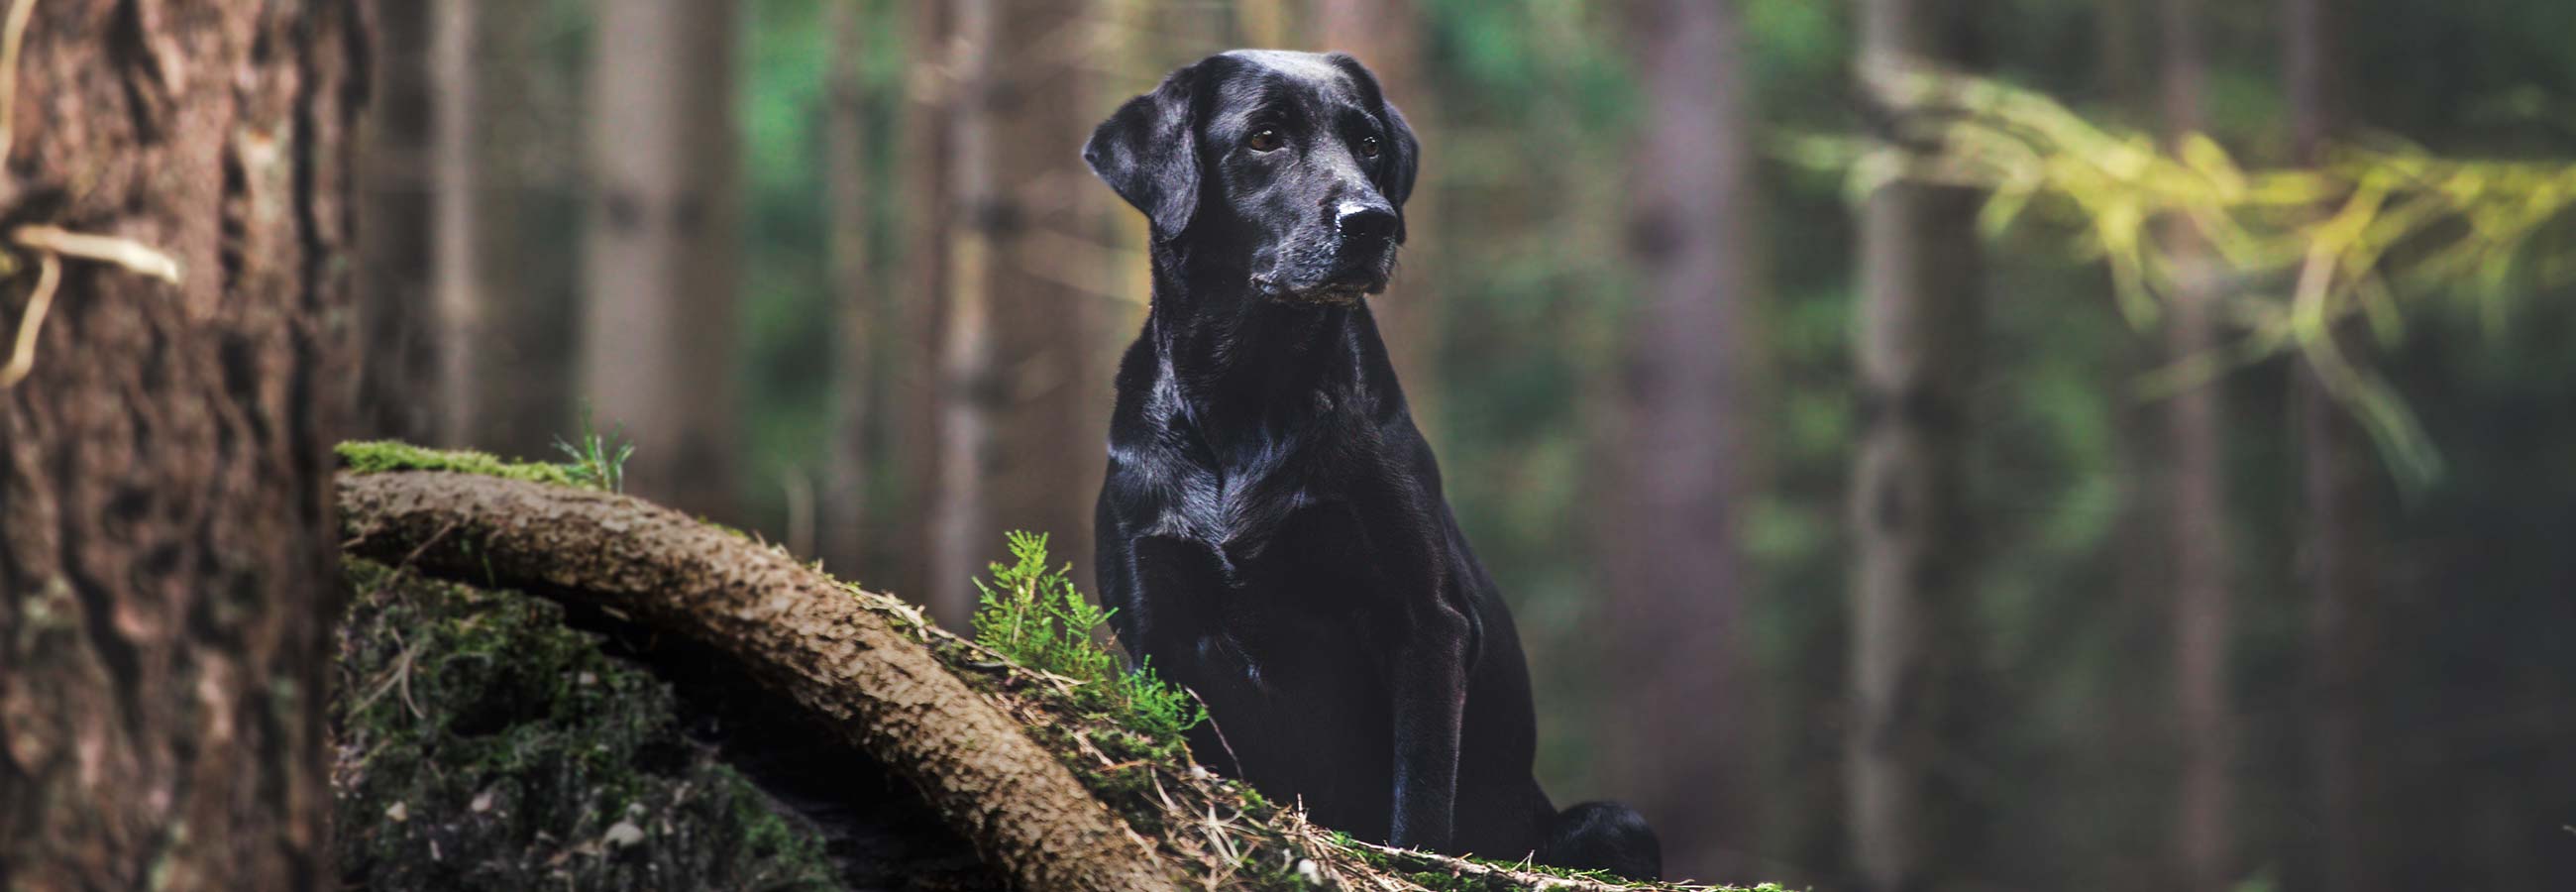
[337,471,1175,892]
[331,446,1771,891]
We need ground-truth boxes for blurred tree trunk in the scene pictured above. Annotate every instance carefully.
[2097,0,2145,121]
[820,1,874,579]
[473,0,582,460]
[583,0,739,521]
[1235,0,1291,47]
[1847,1,1986,889]
[989,0,1105,600]
[1604,0,1759,881]
[2158,0,2235,888]
[357,0,476,444]
[929,0,1100,626]
[2286,2,2382,891]
[2096,4,2176,887]
[1316,0,1443,442]
[355,0,434,441]
[929,0,998,628]
[430,0,479,444]
[886,0,953,606]
[0,1,361,886]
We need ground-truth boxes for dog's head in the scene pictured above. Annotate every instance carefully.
[1085,50,1421,306]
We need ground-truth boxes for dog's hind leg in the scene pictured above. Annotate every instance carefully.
[1538,801,1664,881]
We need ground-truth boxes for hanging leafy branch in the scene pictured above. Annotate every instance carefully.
[1781,60,2576,489]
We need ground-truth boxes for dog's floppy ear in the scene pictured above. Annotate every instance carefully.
[1378,99,1422,209]
[1326,53,1423,210]
[1084,62,1203,240]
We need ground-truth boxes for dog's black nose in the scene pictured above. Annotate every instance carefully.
[1338,202,1398,243]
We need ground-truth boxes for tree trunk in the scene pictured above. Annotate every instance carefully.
[2096,4,2176,887]
[1847,1,1986,889]
[1605,0,1760,881]
[355,0,476,446]
[1234,0,1291,47]
[2158,0,2236,888]
[989,0,1103,595]
[0,1,362,887]
[930,0,998,628]
[471,0,582,460]
[355,0,441,442]
[930,0,1101,626]
[429,0,477,444]
[885,0,954,606]
[819,0,874,579]
[1316,0,1442,442]
[334,473,1180,892]
[2097,0,2160,699]
[2286,2,2380,891]
[2097,0,2146,125]
[583,0,739,521]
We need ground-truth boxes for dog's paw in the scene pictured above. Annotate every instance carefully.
[1539,800,1663,881]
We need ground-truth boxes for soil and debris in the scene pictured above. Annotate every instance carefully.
[335,561,999,890]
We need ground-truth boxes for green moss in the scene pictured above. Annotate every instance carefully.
[336,440,581,488]
[336,420,634,492]
[333,560,836,890]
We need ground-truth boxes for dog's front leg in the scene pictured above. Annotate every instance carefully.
[1388,589,1469,851]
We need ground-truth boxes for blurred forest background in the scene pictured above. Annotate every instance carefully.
[348,0,2576,890]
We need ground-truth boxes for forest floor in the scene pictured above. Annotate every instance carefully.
[329,441,1777,892]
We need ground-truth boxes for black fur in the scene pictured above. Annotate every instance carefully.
[1084,50,1662,879]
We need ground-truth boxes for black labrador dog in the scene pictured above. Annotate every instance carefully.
[1084,50,1662,879]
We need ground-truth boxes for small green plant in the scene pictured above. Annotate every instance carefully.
[972,531,1206,741]
[553,408,636,493]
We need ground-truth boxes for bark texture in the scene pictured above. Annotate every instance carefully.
[0,0,362,887]
[334,472,1179,892]
[1606,0,1760,880]
[582,0,739,522]
[1848,1,1986,889]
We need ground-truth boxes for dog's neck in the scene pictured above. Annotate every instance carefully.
[1142,243,1407,437]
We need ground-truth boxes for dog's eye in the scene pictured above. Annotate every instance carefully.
[1358,136,1382,160]
[1246,127,1284,153]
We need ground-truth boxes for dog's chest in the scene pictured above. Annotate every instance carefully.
[1168,490,1389,688]
[1139,432,1395,606]
[1149,421,1346,544]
